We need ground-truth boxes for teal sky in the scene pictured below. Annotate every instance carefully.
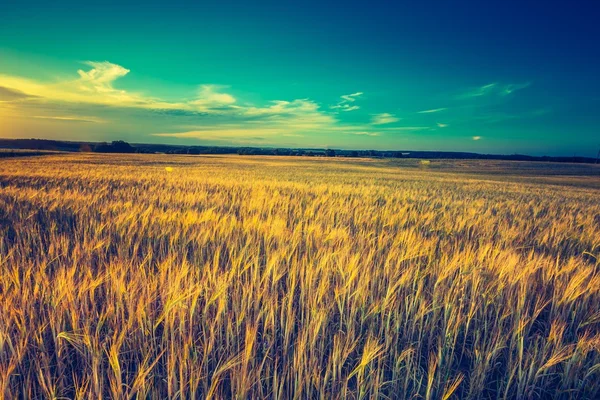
[1,0,598,156]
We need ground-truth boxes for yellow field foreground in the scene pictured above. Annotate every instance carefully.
[0,154,599,399]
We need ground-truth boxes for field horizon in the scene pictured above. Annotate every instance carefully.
[1,138,599,165]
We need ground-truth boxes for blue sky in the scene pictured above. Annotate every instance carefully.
[0,0,598,155]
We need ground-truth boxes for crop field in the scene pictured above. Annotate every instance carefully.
[0,153,599,399]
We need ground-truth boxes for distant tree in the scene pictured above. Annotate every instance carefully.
[111,141,135,153]
[93,142,112,152]
[94,140,135,153]
[325,149,336,157]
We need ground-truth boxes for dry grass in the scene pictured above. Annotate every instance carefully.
[0,154,599,399]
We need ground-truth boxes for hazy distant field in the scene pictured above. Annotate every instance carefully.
[1,154,599,399]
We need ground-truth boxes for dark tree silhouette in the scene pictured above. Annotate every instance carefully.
[94,141,135,153]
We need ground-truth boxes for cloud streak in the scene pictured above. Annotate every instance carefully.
[0,61,241,112]
[32,115,106,123]
[331,92,363,112]
[371,113,399,125]
[189,85,237,111]
[459,82,530,99]
[0,61,356,141]
[352,131,380,137]
[418,108,447,114]
[1,60,495,146]
[77,61,130,93]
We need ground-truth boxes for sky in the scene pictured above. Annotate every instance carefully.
[0,0,598,156]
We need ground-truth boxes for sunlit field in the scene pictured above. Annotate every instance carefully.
[1,154,599,399]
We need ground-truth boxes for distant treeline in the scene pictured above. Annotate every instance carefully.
[0,138,598,164]
[0,150,59,158]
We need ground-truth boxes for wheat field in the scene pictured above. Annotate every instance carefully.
[1,154,599,399]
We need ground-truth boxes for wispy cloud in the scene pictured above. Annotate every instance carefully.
[418,107,447,114]
[152,97,361,142]
[330,92,363,112]
[436,123,448,128]
[371,113,399,125]
[77,61,130,93]
[341,92,363,102]
[32,115,106,123]
[242,99,338,131]
[461,83,498,98]
[502,83,531,96]
[472,136,481,140]
[0,61,238,112]
[1,62,153,108]
[0,61,436,145]
[153,127,284,141]
[0,61,351,141]
[352,131,380,137]
[459,82,530,99]
[189,85,237,111]
[386,126,429,131]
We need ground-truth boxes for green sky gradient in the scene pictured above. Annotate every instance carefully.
[1,1,598,156]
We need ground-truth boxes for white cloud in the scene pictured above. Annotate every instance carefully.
[331,92,363,112]
[32,115,106,123]
[460,82,530,99]
[0,61,153,107]
[472,136,481,140]
[154,98,346,141]
[466,83,497,98]
[0,62,406,144]
[76,61,130,93]
[352,131,380,137]
[340,92,363,102]
[502,82,531,95]
[242,99,337,129]
[436,123,448,128]
[386,126,429,131]
[245,99,319,116]
[154,127,283,140]
[0,61,239,112]
[189,85,237,111]
[371,113,399,125]
[418,108,447,114]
